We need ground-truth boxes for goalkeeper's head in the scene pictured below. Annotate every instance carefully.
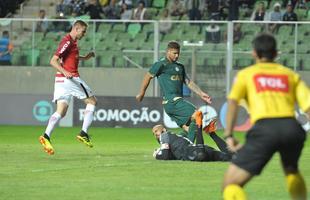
[152,124,167,142]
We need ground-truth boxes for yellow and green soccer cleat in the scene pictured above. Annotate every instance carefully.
[39,136,55,155]
[76,135,93,148]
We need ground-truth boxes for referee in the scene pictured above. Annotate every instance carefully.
[222,33,310,200]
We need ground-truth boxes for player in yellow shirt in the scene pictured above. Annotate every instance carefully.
[222,33,310,200]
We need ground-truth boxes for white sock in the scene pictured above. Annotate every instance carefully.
[45,112,62,137]
[82,104,96,134]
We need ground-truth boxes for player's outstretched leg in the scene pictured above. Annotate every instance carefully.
[209,132,231,154]
[187,121,197,142]
[38,112,62,155]
[203,118,217,134]
[186,110,203,143]
[39,134,54,155]
[195,111,204,145]
[77,103,95,148]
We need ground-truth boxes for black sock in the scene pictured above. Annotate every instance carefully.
[195,124,204,145]
[80,130,88,137]
[209,132,230,154]
[43,133,50,141]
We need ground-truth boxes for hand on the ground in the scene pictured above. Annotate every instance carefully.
[153,148,160,158]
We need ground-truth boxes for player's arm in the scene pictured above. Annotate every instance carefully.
[302,101,310,122]
[224,99,243,153]
[306,108,310,121]
[184,75,212,104]
[153,143,173,160]
[52,38,74,78]
[224,99,238,138]
[295,77,310,121]
[136,72,153,102]
[224,72,246,152]
[50,55,73,78]
[79,51,95,61]
[224,99,242,152]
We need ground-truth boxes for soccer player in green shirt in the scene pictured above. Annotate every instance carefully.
[136,41,212,142]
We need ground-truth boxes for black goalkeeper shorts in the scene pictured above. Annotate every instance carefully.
[232,117,306,175]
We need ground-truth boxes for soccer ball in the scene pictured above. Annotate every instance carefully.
[198,105,217,130]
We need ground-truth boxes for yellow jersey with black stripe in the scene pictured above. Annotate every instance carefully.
[228,62,310,124]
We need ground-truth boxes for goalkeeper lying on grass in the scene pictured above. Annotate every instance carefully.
[152,112,233,162]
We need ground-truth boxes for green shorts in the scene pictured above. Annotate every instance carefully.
[163,98,196,127]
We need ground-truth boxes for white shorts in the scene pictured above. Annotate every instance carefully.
[53,76,94,104]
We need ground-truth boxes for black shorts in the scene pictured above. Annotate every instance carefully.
[232,117,306,175]
[184,145,231,162]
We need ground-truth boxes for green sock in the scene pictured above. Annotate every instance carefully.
[187,121,197,142]
[178,130,188,137]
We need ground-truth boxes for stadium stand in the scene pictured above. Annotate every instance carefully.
[3,0,310,72]
[0,0,25,17]
[1,0,309,97]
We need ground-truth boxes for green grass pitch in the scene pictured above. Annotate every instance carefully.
[0,126,309,200]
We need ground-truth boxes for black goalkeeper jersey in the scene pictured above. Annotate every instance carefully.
[154,131,232,162]
[156,131,203,161]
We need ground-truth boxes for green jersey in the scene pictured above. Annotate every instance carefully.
[149,57,188,101]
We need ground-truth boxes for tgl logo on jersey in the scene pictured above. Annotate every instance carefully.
[254,74,289,92]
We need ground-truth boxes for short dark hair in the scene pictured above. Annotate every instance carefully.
[138,0,145,6]
[252,33,277,61]
[167,41,180,50]
[73,20,88,28]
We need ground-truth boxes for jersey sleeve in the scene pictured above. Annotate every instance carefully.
[160,132,170,144]
[154,132,174,160]
[148,61,162,77]
[54,37,72,58]
[228,71,247,102]
[155,149,174,160]
[295,75,310,112]
[182,64,189,84]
